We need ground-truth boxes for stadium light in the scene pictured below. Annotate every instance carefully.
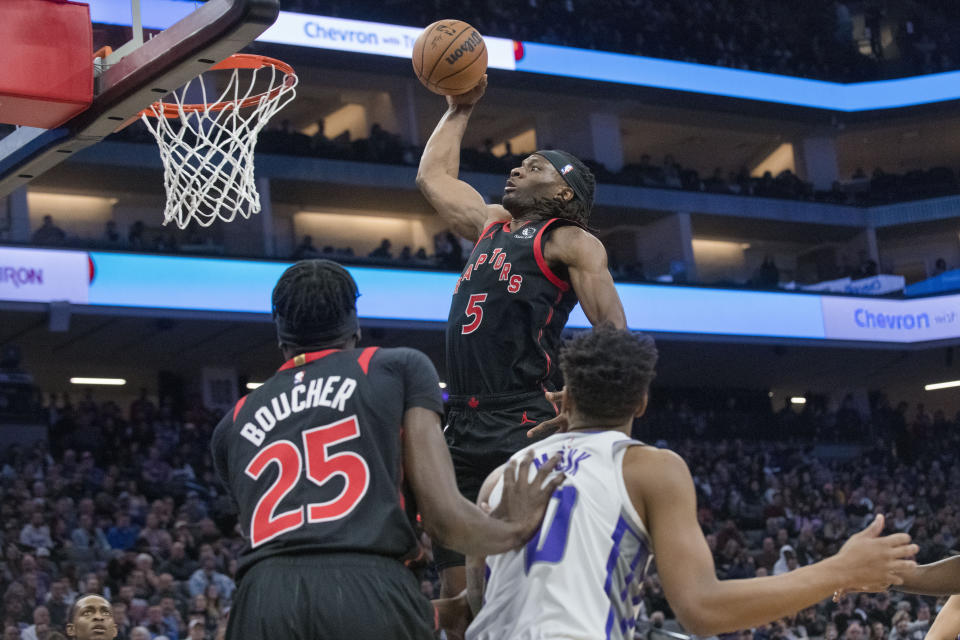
[439,382,447,389]
[246,382,263,390]
[70,377,126,386]
[925,380,960,391]
[790,397,807,405]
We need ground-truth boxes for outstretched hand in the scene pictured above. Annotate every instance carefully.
[487,450,565,546]
[832,515,918,594]
[527,390,567,439]
[447,74,488,108]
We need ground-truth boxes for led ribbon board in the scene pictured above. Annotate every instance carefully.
[3,247,959,344]
[84,0,960,111]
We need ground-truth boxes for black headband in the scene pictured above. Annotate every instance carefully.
[536,149,593,208]
[275,309,359,349]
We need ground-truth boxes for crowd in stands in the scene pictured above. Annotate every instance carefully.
[1,382,958,639]
[635,393,960,640]
[32,212,954,292]
[218,121,960,207]
[286,0,960,82]
[92,107,960,209]
[30,216,199,257]
[291,232,469,271]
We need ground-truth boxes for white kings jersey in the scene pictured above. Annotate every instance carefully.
[467,430,654,640]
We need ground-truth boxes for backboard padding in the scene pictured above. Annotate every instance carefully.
[0,0,280,198]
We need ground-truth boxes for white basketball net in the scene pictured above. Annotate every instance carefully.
[141,58,297,228]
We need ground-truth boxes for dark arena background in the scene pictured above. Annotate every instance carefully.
[1,0,960,638]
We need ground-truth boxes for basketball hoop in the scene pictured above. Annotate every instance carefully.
[140,54,297,228]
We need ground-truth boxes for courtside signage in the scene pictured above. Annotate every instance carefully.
[82,0,960,111]
[3,247,960,344]
[0,247,89,304]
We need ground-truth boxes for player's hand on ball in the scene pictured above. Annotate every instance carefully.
[447,74,488,108]
[832,514,918,592]
[491,450,565,546]
[527,390,567,439]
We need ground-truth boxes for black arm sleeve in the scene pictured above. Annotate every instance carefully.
[400,348,444,415]
[210,416,232,491]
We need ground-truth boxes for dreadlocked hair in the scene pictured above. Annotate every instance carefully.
[529,192,592,227]
[529,159,595,226]
[271,259,359,343]
[560,324,658,422]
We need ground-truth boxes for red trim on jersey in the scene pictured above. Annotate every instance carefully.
[232,395,248,422]
[504,220,531,233]
[474,220,504,249]
[433,603,440,631]
[536,290,564,385]
[533,218,571,292]
[277,349,339,372]
[357,346,379,375]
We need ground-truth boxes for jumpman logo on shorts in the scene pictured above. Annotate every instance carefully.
[520,411,536,426]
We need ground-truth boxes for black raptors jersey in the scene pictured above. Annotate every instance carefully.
[211,347,443,578]
[446,217,579,397]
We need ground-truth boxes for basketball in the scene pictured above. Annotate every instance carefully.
[412,19,488,95]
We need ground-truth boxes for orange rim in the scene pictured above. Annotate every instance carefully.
[140,54,296,119]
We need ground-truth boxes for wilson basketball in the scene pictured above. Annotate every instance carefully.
[412,20,488,95]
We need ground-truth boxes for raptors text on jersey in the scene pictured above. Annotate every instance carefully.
[446,218,580,397]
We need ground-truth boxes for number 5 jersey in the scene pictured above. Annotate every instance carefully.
[446,217,580,398]
[211,347,443,579]
[467,430,654,640]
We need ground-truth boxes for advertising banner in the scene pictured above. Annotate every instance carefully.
[0,247,90,304]
[259,13,517,70]
[3,247,960,345]
[821,294,960,342]
[80,0,960,111]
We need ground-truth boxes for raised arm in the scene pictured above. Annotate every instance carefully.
[546,226,626,328]
[415,75,507,242]
[403,406,561,557]
[926,595,960,640]
[628,446,918,636]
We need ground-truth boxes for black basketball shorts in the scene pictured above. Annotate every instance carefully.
[433,390,559,570]
[226,553,435,640]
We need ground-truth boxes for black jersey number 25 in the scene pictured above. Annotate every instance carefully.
[243,415,370,547]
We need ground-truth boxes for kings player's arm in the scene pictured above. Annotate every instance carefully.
[629,446,919,636]
[465,465,507,616]
[926,595,960,640]
[416,75,507,243]
[430,464,512,637]
[545,226,626,328]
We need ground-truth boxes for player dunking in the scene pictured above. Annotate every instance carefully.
[465,326,920,639]
[416,74,627,607]
[210,260,563,640]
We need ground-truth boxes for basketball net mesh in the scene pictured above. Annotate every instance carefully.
[141,62,297,228]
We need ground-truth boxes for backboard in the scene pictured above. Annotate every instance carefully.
[0,0,280,198]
